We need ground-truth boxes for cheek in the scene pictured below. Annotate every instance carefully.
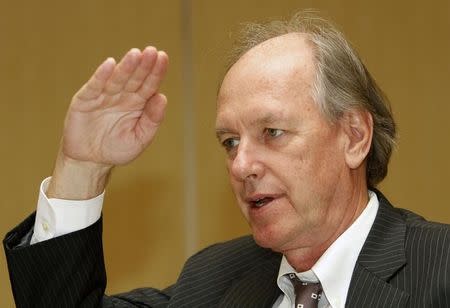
[226,161,237,184]
[271,145,307,181]
[279,137,344,198]
[229,179,241,196]
[302,143,346,206]
[226,163,244,201]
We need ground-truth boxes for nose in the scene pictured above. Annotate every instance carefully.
[229,141,264,181]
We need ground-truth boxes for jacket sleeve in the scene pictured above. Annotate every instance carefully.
[3,213,171,308]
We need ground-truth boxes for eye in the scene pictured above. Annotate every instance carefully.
[264,128,284,138]
[222,138,240,151]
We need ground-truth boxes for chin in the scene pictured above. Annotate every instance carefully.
[250,224,287,252]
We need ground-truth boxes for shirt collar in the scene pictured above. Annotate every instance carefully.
[276,191,379,308]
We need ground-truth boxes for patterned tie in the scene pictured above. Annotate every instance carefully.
[287,273,323,308]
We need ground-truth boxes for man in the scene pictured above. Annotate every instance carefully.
[4,11,449,308]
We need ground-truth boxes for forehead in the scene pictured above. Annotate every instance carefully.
[216,33,316,123]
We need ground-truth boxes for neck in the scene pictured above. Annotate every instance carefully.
[283,178,369,272]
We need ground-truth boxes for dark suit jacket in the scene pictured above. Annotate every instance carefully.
[3,192,450,307]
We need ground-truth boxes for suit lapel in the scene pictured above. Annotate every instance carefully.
[346,192,410,307]
[218,251,282,307]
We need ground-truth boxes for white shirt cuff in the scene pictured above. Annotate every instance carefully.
[30,177,104,244]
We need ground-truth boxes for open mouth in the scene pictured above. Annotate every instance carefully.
[250,197,274,208]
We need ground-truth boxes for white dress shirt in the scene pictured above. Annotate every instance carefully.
[272,191,379,308]
[31,178,378,308]
[31,177,103,244]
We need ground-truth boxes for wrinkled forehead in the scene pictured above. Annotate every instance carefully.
[216,33,316,113]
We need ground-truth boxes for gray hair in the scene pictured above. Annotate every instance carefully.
[224,10,396,187]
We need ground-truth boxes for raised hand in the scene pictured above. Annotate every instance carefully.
[47,47,169,199]
[63,47,169,166]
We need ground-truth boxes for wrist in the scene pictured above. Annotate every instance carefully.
[47,151,113,200]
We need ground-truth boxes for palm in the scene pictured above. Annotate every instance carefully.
[62,47,168,166]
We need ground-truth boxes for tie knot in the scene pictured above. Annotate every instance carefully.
[286,273,323,308]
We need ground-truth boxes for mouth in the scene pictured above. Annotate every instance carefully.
[251,197,274,208]
[246,194,280,209]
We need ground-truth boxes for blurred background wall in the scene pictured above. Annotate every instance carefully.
[1,0,449,306]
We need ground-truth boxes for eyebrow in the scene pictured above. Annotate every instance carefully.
[215,113,285,140]
[254,114,280,126]
[215,129,230,141]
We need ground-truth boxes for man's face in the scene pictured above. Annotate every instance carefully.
[216,33,351,253]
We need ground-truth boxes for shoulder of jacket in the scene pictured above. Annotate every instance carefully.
[186,235,273,266]
[178,235,280,280]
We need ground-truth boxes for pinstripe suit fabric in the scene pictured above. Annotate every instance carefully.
[4,191,450,307]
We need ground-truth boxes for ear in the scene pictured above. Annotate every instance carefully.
[340,109,373,169]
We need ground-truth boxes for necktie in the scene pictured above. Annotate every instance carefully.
[287,273,323,308]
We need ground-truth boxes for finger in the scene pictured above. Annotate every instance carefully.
[135,93,168,146]
[104,48,141,95]
[124,46,158,92]
[136,51,169,100]
[75,57,116,100]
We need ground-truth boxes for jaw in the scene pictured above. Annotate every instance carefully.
[275,188,370,271]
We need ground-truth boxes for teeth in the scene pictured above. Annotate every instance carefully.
[249,196,276,208]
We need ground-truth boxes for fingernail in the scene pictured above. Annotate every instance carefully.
[105,57,116,64]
